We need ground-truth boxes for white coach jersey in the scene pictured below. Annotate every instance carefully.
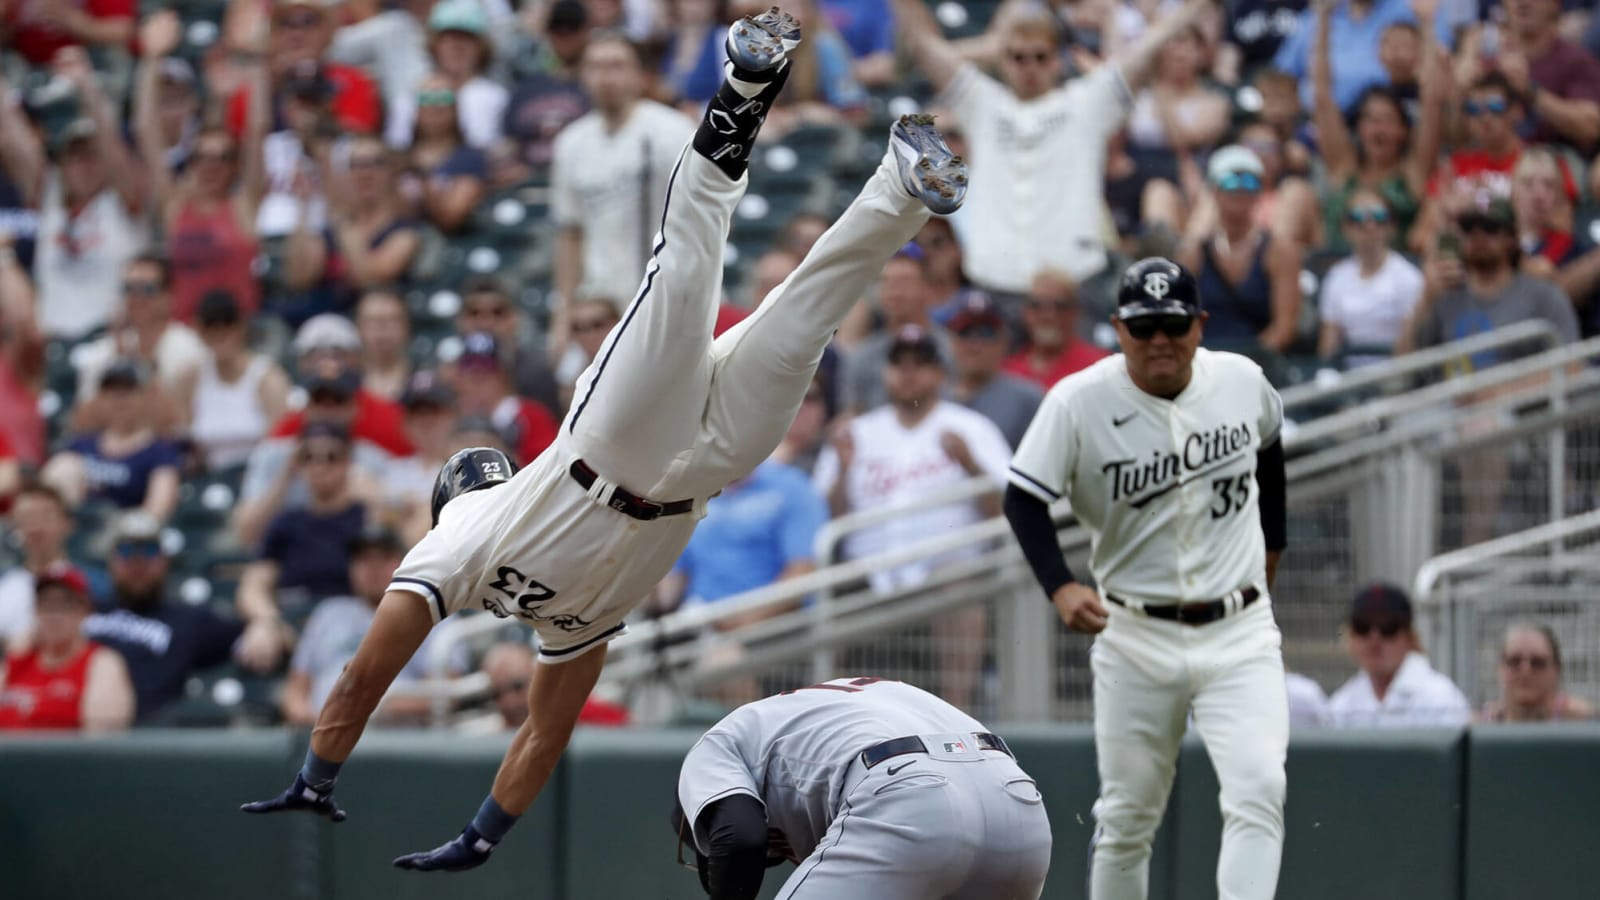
[678,678,990,862]
[1008,349,1283,604]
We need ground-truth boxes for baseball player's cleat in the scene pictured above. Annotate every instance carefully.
[889,114,969,216]
[393,826,497,872]
[726,7,802,74]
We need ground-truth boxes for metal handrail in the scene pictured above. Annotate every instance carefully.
[810,475,999,565]
[1412,508,1600,609]
[1278,320,1559,412]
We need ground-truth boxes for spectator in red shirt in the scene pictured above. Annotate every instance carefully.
[455,332,557,466]
[4,0,136,68]
[0,231,45,467]
[227,0,382,136]
[0,563,133,732]
[1003,269,1108,390]
[1513,146,1600,337]
[1490,0,1600,152]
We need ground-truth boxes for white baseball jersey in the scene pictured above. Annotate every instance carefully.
[812,402,1011,593]
[677,677,993,861]
[1008,349,1283,604]
[942,63,1132,290]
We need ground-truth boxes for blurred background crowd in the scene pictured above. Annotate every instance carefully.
[0,0,1595,733]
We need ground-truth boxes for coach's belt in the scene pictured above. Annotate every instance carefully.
[568,459,694,521]
[1105,587,1260,626]
[859,732,1012,769]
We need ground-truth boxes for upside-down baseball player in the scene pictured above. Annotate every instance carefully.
[1003,258,1289,900]
[673,676,1052,899]
[241,8,969,872]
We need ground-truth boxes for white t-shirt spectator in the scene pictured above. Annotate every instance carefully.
[73,325,207,400]
[34,173,150,340]
[257,130,328,238]
[1325,651,1471,728]
[385,76,508,150]
[813,401,1011,593]
[1286,671,1329,727]
[941,63,1132,291]
[551,100,695,307]
[1319,252,1424,367]
[0,567,37,648]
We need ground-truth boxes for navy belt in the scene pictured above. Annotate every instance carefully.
[1105,586,1260,626]
[569,459,694,521]
[860,732,1012,769]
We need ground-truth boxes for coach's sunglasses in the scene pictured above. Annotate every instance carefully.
[1124,315,1193,341]
[1350,619,1405,638]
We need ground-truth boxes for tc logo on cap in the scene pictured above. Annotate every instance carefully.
[1143,272,1171,299]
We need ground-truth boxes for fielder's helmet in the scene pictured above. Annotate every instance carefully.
[431,447,516,525]
[1116,257,1202,320]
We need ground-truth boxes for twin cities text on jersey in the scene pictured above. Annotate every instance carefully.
[1103,421,1255,507]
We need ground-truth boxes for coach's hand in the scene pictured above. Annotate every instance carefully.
[393,826,496,872]
[240,774,348,822]
[1051,583,1109,634]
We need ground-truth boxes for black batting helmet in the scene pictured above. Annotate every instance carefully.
[1116,257,1202,320]
[431,447,516,525]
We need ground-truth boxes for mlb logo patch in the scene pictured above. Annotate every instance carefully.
[943,740,967,753]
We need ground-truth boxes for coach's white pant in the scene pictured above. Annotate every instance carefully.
[1089,598,1288,900]
[564,144,931,503]
[777,740,1053,899]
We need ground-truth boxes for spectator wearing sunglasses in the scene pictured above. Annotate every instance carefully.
[1003,268,1106,390]
[71,254,206,431]
[455,276,562,413]
[43,360,182,524]
[891,0,1220,296]
[224,0,382,140]
[1326,583,1470,728]
[83,511,283,721]
[1479,623,1595,722]
[948,293,1042,450]
[384,0,508,151]
[238,422,371,630]
[281,525,442,726]
[1317,189,1424,368]
[1306,0,1449,255]
[1177,146,1302,360]
[473,640,629,732]
[1416,73,1544,250]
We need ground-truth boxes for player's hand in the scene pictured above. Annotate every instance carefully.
[240,774,348,822]
[1051,583,1109,634]
[393,826,497,872]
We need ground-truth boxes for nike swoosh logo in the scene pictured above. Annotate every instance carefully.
[886,760,917,775]
[1113,413,1137,427]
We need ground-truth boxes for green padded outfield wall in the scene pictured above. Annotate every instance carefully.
[1,726,1596,899]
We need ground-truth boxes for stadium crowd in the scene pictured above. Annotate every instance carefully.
[0,0,1596,730]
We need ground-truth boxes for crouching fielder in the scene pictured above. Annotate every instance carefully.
[241,7,969,873]
[674,677,1052,899]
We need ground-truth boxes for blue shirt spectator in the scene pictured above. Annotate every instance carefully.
[67,434,182,511]
[672,461,828,605]
[820,0,895,60]
[663,24,728,104]
[259,503,368,603]
[1273,0,1458,112]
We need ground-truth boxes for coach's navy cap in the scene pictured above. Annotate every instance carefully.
[1349,583,1413,626]
[1116,257,1202,320]
[887,324,944,367]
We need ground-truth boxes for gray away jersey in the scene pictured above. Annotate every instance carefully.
[678,678,989,861]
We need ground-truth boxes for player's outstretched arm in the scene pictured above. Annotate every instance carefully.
[393,644,608,872]
[240,591,435,823]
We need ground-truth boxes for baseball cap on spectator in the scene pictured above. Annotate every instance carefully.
[401,369,456,410]
[110,510,165,556]
[50,118,98,156]
[1207,145,1264,192]
[887,324,945,367]
[100,358,150,391]
[948,292,1003,334]
[458,332,503,371]
[1457,196,1516,232]
[197,290,243,328]
[429,0,489,35]
[304,367,362,404]
[1348,583,1413,628]
[283,60,336,103]
[547,0,589,32]
[347,523,405,556]
[159,58,197,87]
[294,314,362,355]
[35,561,91,597]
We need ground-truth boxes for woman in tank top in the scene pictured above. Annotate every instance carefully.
[0,563,133,731]
[175,291,291,472]
[134,19,268,323]
[1175,145,1302,357]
